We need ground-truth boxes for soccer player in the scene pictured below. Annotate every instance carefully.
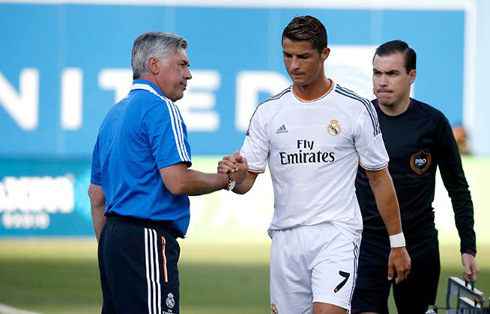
[88,32,248,314]
[219,16,410,314]
[351,40,479,314]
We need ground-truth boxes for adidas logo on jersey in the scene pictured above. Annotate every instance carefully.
[276,124,288,134]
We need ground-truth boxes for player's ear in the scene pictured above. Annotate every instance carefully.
[321,47,330,62]
[409,69,417,85]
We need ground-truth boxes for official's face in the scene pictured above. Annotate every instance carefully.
[373,52,416,108]
[282,38,329,88]
[156,48,192,102]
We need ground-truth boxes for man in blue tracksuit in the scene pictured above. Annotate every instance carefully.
[88,32,248,314]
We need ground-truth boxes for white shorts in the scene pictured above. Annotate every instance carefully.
[269,223,360,314]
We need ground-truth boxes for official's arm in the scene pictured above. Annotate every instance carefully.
[437,117,478,280]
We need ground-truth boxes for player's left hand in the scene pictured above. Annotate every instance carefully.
[461,253,479,281]
[388,247,411,284]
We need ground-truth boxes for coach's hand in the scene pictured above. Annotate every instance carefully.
[388,247,411,284]
[218,151,248,185]
[218,151,240,173]
[462,253,479,282]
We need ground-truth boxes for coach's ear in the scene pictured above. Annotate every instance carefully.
[148,57,160,75]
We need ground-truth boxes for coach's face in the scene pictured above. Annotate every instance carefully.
[373,52,416,109]
[154,48,192,102]
[282,38,330,88]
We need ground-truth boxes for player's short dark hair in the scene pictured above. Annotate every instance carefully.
[374,40,416,73]
[282,15,328,54]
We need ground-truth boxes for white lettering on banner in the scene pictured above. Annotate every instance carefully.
[178,70,220,131]
[2,212,50,230]
[0,69,39,130]
[98,69,221,132]
[236,71,290,131]
[61,68,83,130]
[0,175,75,230]
[0,175,74,213]
[98,68,133,103]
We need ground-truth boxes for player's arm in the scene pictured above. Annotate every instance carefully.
[230,171,258,194]
[365,167,411,283]
[88,183,106,242]
[160,158,248,196]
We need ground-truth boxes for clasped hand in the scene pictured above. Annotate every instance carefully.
[218,151,249,185]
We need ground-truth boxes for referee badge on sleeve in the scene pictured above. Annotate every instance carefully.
[410,151,432,175]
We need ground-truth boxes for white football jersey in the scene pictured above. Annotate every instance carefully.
[241,81,389,240]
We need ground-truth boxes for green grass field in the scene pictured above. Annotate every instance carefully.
[0,239,488,313]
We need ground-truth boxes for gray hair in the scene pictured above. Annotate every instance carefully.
[131,32,188,79]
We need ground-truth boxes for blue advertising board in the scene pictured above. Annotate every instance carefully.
[0,2,467,158]
[0,159,93,236]
[0,1,471,237]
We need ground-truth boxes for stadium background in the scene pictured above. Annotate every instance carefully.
[0,0,489,313]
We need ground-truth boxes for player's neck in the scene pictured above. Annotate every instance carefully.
[378,97,411,117]
[293,76,331,101]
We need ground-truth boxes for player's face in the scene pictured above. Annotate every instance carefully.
[373,52,416,108]
[155,48,192,102]
[282,38,329,87]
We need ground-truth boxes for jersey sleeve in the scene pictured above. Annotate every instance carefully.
[240,107,269,173]
[436,115,476,254]
[90,136,102,185]
[144,100,192,169]
[354,101,389,171]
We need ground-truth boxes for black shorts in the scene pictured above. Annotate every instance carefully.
[352,233,440,314]
[98,215,181,314]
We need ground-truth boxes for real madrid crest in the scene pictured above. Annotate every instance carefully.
[327,119,341,136]
[166,292,175,309]
[410,151,432,175]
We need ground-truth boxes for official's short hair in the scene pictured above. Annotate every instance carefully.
[131,32,188,79]
[282,15,328,54]
[374,40,416,73]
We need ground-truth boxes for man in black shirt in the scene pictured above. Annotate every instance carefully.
[352,40,479,314]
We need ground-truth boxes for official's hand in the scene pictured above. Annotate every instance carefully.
[388,247,411,284]
[462,253,479,281]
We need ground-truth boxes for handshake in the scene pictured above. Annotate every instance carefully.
[218,151,250,189]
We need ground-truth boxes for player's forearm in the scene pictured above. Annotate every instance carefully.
[232,172,257,194]
[375,191,402,235]
[366,169,402,235]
